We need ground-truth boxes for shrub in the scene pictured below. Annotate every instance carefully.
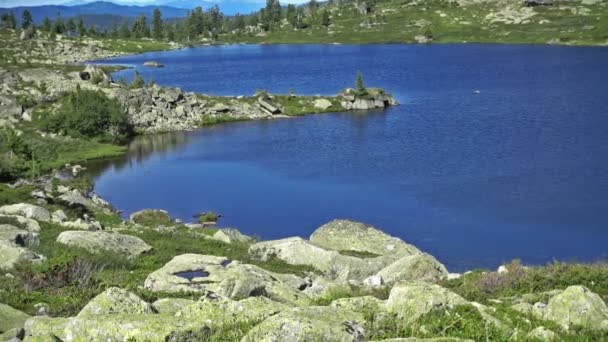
[45,88,132,143]
[198,212,220,223]
[130,71,145,89]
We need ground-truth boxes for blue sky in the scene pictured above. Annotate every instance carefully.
[0,0,295,7]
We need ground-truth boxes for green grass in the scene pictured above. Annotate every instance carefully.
[338,250,381,258]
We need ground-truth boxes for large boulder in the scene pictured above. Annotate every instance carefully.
[143,254,310,305]
[0,303,30,334]
[544,285,608,330]
[310,219,420,257]
[0,204,51,222]
[129,209,173,227]
[314,98,333,110]
[373,253,448,285]
[0,224,39,248]
[77,287,154,317]
[175,292,289,328]
[249,237,388,281]
[242,306,366,342]
[56,231,152,259]
[0,240,45,270]
[210,228,253,244]
[386,282,468,322]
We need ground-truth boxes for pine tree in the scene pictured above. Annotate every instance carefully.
[286,4,297,28]
[152,8,164,40]
[321,9,330,27]
[53,14,65,34]
[119,18,130,38]
[21,10,33,29]
[66,18,76,33]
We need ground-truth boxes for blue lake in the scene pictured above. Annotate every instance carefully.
[91,44,608,272]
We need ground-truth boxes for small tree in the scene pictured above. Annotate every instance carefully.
[355,70,367,95]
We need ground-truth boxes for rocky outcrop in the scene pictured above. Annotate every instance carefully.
[152,298,196,315]
[77,287,154,317]
[0,224,39,248]
[56,231,152,259]
[79,65,112,84]
[143,254,310,305]
[373,253,448,285]
[340,89,398,111]
[210,228,253,244]
[242,306,366,342]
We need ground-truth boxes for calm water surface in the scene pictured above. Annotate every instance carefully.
[91,44,608,271]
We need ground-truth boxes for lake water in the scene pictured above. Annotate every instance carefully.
[91,44,608,272]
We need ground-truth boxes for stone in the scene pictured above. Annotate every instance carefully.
[80,65,112,84]
[0,303,30,334]
[144,254,310,305]
[144,61,164,68]
[58,190,93,208]
[526,326,557,341]
[363,275,384,287]
[175,292,289,327]
[210,228,253,244]
[129,209,173,227]
[78,287,154,317]
[374,253,448,285]
[386,282,468,322]
[0,225,39,248]
[242,306,366,342]
[152,298,196,315]
[0,204,51,222]
[0,327,24,341]
[544,285,608,330]
[60,218,102,231]
[310,219,420,257]
[51,210,67,223]
[314,98,333,110]
[56,231,152,259]
[0,240,45,270]
[20,28,34,41]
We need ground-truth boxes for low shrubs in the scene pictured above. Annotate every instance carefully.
[42,88,132,143]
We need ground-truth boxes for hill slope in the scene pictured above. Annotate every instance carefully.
[223,0,608,46]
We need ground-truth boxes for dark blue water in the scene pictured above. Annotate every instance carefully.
[92,44,608,272]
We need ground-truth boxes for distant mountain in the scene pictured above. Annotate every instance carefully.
[159,0,263,14]
[0,1,189,24]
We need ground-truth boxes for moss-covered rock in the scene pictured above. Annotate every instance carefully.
[0,303,30,334]
[77,287,154,317]
[62,314,208,341]
[0,240,45,270]
[144,254,310,305]
[330,296,385,314]
[249,237,390,281]
[0,224,40,248]
[56,231,152,259]
[129,209,173,227]
[386,282,468,322]
[374,253,448,285]
[310,219,420,257]
[210,228,253,244]
[525,326,557,341]
[176,292,289,328]
[0,204,51,222]
[242,306,366,342]
[152,298,196,315]
[544,285,608,330]
[23,316,69,341]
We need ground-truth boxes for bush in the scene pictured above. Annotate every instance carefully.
[130,71,145,89]
[45,88,132,143]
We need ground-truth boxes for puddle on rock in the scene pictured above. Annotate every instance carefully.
[174,270,210,280]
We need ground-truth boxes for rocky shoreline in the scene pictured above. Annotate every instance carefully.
[1,179,607,340]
